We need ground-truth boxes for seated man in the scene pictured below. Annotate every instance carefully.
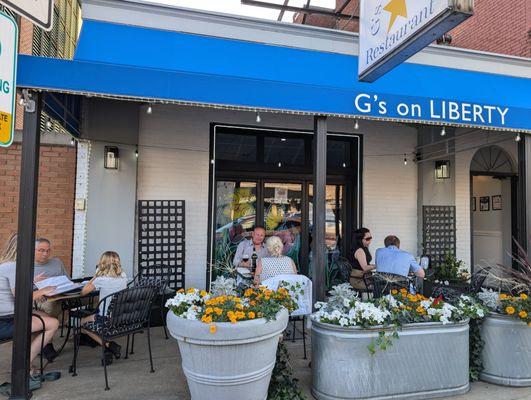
[33,237,68,360]
[233,226,270,271]
[375,235,425,279]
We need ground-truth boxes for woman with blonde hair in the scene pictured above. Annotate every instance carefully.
[80,251,127,362]
[0,234,59,382]
[254,235,297,284]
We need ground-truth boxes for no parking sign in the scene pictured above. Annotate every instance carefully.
[0,11,17,147]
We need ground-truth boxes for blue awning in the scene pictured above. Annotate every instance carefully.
[17,19,531,132]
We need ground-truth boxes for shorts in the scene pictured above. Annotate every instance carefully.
[0,316,14,341]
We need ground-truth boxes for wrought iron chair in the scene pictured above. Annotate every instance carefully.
[71,285,158,390]
[365,272,411,298]
[432,267,491,302]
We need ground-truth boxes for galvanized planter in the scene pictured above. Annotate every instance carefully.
[311,319,470,400]
[167,308,288,400]
[480,313,531,386]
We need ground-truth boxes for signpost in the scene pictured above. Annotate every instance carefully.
[0,0,54,31]
[0,10,17,148]
[359,0,474,82]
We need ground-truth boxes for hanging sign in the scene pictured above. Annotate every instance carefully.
[0,11,17,147]
[0,0,54,31]
[359,0,474,82]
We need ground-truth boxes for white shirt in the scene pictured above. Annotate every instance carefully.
[92,273,128,315]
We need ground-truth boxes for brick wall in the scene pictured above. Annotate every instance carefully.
[314,0,531,57]
[0,143,77,273]
[449,0,530,57]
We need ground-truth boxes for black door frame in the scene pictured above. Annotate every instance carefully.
[206,123,362,286]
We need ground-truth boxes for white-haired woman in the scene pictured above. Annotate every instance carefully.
[254,236,297,284]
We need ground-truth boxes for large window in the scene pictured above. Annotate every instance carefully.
[210,125,361,284]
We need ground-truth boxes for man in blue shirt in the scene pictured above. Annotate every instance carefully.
[375,236,425,279]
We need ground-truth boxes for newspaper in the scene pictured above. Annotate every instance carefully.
[35,275,82,296]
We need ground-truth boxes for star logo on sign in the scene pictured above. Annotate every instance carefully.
[383,0,408,32]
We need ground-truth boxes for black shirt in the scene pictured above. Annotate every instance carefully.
[351,246,372,271]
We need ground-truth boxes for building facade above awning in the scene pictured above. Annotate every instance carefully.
[16,0,531,133]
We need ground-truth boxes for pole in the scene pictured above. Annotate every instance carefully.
[312,116,327,303]
[10,90,41,400]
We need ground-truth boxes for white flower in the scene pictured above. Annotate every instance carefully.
[339,317,349,326]
[444,280,450,286]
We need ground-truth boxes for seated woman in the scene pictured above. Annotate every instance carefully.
[0,234,59,383]
[80,251,127,362]
[254,236,297,284]
[349,228,376,290]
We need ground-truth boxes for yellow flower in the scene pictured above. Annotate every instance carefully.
[236,303,244,310]
[391,289,398,295]
[205,307,213,315]
[177,288,185,293]
[187,288,195,294]
[520,293,528,300]
[499,294,508,300]
[518,310,527,319]
[248,311,255,319]
[214,307,222,316]
[506,306,515,315]
[201,315,212,323]
[209,324,216,334]
[200,290,207,297]
[416,306,426,315]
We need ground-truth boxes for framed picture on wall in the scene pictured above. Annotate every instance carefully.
[471,197,476,211]
[492,195,502,210]
[480,196,490,211]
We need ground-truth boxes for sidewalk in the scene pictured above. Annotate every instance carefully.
[0,327,530,399]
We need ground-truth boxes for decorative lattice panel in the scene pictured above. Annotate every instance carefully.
[422,206,456,268]
[138,200,185,291]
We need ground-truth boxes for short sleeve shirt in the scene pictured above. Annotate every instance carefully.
[34,258,67,278]
[92,274,128,315]
[0,262,16,316]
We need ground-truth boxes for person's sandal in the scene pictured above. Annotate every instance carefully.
[108,341,122,359]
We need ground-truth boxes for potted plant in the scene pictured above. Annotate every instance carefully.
[311,284,484,400]
[477,288,530,386]
[165,277,295,400]
[424,253,470,297]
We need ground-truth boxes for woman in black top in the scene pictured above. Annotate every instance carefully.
[349,228,376,290]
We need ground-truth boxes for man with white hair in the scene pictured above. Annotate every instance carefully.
[34,237,67,361]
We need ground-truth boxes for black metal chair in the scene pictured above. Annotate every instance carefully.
[365,272,411,298]
[432,267,491,303]
[71,285,158,390]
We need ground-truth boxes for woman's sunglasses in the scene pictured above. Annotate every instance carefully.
[363,236,373,241]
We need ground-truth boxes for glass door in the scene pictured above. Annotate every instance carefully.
[263,182,303,269]
[214,181,257,277]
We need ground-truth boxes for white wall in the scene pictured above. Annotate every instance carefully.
[136,106,419,288]
[85,143,138,278]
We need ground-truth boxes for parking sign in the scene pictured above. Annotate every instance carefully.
[0,11,17,147]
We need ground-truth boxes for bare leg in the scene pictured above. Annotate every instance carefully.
[29,315,59,366]
[80,314,104,346]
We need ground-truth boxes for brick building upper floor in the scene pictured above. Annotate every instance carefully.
[294,0,531,58]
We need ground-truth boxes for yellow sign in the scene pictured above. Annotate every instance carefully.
[0,11,18,147]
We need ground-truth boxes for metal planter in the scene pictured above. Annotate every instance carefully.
[167,308,288,400]
[480,313,531,386]
[311,319,470,400]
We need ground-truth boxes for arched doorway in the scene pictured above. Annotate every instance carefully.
[470,145,517,269]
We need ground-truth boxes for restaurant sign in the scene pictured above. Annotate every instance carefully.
[359,0,474,82]
[0,11,17,148]
[352,93,523,130]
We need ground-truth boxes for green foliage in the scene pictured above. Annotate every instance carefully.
[469,319,484,381]
[368,329,400,355]
[268,342,306,400]
[434,253,468,282]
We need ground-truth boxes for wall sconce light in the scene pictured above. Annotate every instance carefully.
[104,146,120,169]
[435,160,450,180]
